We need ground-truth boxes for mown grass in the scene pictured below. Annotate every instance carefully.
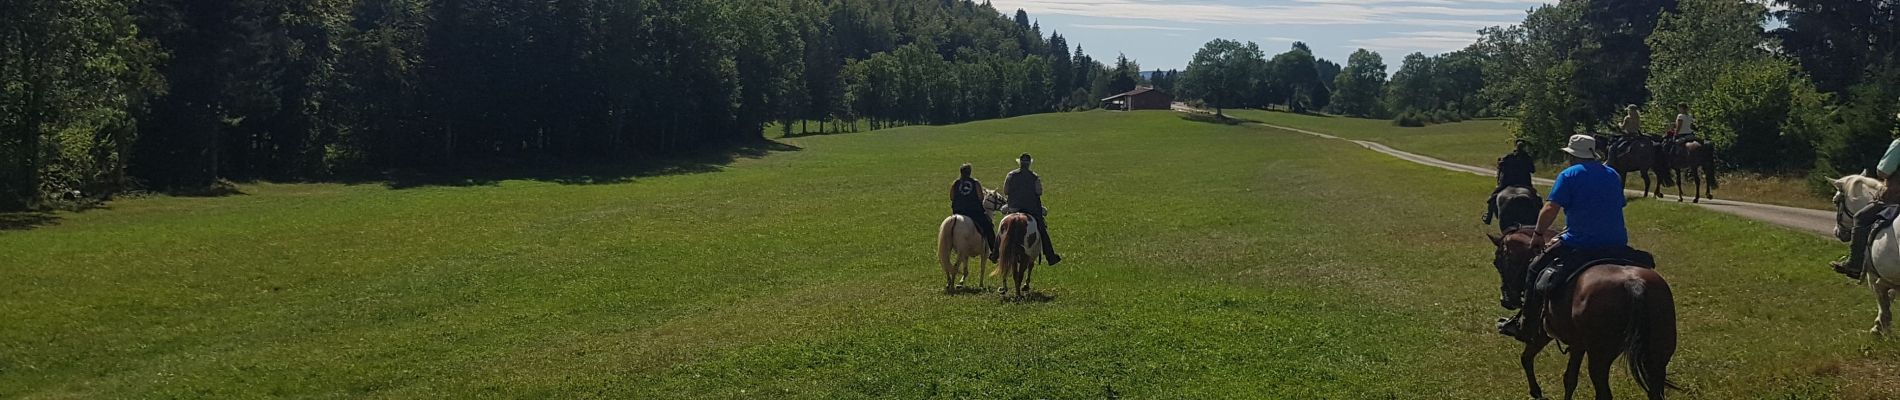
[0,111,1892,398]
[1220,109,1834,210]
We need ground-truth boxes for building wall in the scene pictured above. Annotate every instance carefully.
[1129,92,1172,110]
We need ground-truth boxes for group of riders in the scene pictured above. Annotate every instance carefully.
[950,153,1063,267]
[1481,104,1694,343]
[1483,106,1900,343]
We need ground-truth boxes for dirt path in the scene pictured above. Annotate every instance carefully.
[1206,111,1839,236]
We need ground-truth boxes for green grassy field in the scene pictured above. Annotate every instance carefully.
[1219,109,1834,210]
[1,111,1892,398]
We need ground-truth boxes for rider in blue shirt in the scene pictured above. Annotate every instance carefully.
[1502,134,1652,343]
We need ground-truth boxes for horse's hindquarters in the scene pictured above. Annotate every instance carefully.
[1872,227,1900,285]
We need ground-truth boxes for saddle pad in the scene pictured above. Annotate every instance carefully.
[1877,205,1900,232]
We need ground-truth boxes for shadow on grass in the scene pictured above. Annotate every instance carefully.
[0,212,59,231]
[382,140,803,190]
[782,129,863,139]
[1178,113,1259,126]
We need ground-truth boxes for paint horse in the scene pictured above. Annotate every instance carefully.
[936,189,1008,293]
[990,212,1044,300]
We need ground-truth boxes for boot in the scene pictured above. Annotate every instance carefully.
[1512,288,1546,343]
[1833,222,1874,280]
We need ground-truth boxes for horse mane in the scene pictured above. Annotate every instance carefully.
[1838,174,1885,206]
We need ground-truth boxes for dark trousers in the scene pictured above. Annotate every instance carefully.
[955,209,998,258]
[1843,202,1887,274]
[1484,186,1504,224]
[1024,211,1062,265]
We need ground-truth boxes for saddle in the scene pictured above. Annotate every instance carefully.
[1531,248,1658,296]
[1877,205,1900,232]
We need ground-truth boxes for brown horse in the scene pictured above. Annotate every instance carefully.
[1602,134,1663,199]
[990,213,1043,300]
[1663,141,1717,203]
[1490,230,1679,400]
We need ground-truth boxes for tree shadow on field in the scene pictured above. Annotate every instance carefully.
[381,140,802,189]
[1178,113,1259,126]
[0,212,60,231]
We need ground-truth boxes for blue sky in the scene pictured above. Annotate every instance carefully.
[989,0,1557,70]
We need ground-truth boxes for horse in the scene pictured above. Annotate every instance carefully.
[936,189,1008,293]
[1603,134,1663,199]
[1662,140,1717,203]
[1492,185,1543,234]
[1489,230,1678,400]
[1830,174,1900,334]
[990,212,1043,300]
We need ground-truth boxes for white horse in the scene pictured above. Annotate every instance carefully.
[936,189,1008,293]
[1832,174,1900,334]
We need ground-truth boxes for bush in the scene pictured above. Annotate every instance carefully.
[1393,112,1426,127]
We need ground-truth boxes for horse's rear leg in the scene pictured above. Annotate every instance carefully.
[1674,170,1686,202]
[1692,169,1704,203]
[1587,350,1617,400]
[1875,284,1894,335]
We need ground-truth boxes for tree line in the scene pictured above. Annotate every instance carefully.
[0,0,1134,210]
[1180,0,1900,187]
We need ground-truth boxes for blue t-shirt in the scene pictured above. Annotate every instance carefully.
[1549,161,1628,249]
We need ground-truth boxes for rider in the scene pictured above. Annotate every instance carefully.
[1002,153,1062,266]
[1621,104,1643,137]
[952,163,999,263]
[1484,140,1538,226]
[1501,134,1653,343]
[1665,103,1696,156]
[1831,113,1900,279]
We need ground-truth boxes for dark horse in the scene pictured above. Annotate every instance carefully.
[1662,141,1718,203]
[1492,186,1543,233]
[1599,134,1664,199]
[1490,229,1679,400]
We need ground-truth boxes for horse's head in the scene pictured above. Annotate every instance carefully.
[1489,227,1542,310]
[983,189,1008,214]
[1834,173,1886,242]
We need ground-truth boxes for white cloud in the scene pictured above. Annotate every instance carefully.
[1072,24,1200,31]
[1347,31,1481,53]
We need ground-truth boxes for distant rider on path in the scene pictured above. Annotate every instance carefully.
[1484,140,1538,226]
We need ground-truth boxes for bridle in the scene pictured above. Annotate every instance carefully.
[1835,193,1856,242]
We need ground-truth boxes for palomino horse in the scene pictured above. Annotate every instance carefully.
[936,189,1009,293]
[1490,229,1678,400]
[990,213,1043,300]
[1663,141,1717,203]
[1602,134,1663,199]
[1831,174,1900,334]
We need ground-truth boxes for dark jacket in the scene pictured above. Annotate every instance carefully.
[951,177,985,214]
[1003,168,1043,214]
[1497,151,1536,188]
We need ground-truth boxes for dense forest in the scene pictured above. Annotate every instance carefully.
[1181,0,1900,186]
[0,0,1142,210]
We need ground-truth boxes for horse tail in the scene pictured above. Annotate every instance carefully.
[1702,153,1719,191]
[938,216,959,275]
[1623,273,1680,397]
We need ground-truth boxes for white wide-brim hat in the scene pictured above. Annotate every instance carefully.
[1562,134,1598,159]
